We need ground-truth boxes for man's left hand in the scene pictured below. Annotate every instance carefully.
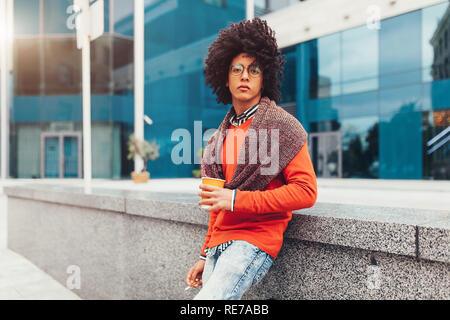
[198,184,233,212]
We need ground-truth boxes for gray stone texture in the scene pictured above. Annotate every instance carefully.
[417,225,449,263]
[244,239,449,300]
[5,184,450,300]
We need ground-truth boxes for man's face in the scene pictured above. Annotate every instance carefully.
[226,53,263,104]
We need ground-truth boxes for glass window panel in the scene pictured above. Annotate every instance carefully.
[16,124,41,178]
[144,0,245,178]
[112,36,134,95]
[316,33,341,97]
[104,0,110,33]
[340,91,378,119]
[44,0,74,34]
[309,120,341,133]
[422,1,450,82]
[341,116,379,178]
[280,46,296,103]
[378,84,424,179]
[423,78,450,112]
[40,96,82,122]
[44,37,81,95]
[64,136,79,178]
[379,110,423,179]
[379,10,422,86]
[379,84,423,116]
[92,123,114,178]
[14,38,41,96]
[307,96,341,122]
[113,0,134,37]
[254,0,270,16]
[341,24,378,94]
[422,109,450,180]
[379,70,422,89]
[11,0,131,180]
[44,137,60,178]
[14,0,40,35]
[203,0,226,8]
[342,25,379,84]
[91,36,114,95]
[342,78,379,95]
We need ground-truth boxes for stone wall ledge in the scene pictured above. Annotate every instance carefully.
[4,184,449,264]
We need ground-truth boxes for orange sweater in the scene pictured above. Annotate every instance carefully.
[200,117,317,259]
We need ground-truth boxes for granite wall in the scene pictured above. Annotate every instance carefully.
[4,185,449,300]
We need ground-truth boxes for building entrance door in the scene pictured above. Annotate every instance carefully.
[309,131,342,178]
[41,132,82,178]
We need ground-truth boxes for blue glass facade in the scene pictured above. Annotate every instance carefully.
[10,0,245,179]
[280,2,450,179]
[11,0,135,179]
[8,0,450,180]
[143,0,245,178]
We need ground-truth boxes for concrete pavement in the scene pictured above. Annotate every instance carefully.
[0,192,81,300]
[0,249,81,300]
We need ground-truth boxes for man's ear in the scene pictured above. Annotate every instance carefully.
[226,81,229,87]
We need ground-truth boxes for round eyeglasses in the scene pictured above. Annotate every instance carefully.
[229,63,262,78]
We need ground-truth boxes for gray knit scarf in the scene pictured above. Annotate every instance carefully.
[201,96,307,191]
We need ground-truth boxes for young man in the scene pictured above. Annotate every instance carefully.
[185,18,317,300]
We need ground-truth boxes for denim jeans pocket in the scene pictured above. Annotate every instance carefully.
[251,254,274,286]
[202,255,215,284]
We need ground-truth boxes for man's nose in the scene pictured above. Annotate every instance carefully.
[240,69,250,80]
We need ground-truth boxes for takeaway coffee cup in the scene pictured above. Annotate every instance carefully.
[201,177,226,199]
[200,177,225,209]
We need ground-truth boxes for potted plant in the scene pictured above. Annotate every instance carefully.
[192,147,204,178]
[127,134,160,183]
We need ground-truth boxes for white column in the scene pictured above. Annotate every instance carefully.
[0,0,9,179]
[246,0,255,20]
[109,0,114,33]
[6,0,13,74]
[80,0,92,186]
[134,0,144,173]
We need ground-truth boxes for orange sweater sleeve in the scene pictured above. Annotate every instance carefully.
[233,140,317,214]
[199,210,220,258]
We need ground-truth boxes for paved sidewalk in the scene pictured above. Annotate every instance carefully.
[0,192,79,300]
[0,249,81,300]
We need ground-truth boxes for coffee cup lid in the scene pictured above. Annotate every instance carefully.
[201,177,225,182]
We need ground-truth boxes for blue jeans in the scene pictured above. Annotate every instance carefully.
[193,240,274,300]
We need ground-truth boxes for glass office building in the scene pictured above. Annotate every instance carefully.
[12,0,136,179]
[277,1,450,179]
[5,0,450,180]
[10,0,245,179]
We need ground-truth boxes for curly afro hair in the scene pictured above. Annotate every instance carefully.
[204,17,286,105]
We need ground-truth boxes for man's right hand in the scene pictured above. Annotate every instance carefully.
[186,259,206,288]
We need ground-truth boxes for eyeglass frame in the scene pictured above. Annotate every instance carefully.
[228,63,263,78]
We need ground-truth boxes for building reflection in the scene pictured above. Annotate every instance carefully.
[6,0,450,180]
[284,1,450,180]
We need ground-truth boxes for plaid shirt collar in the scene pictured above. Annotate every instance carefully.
[229,103,259,127]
